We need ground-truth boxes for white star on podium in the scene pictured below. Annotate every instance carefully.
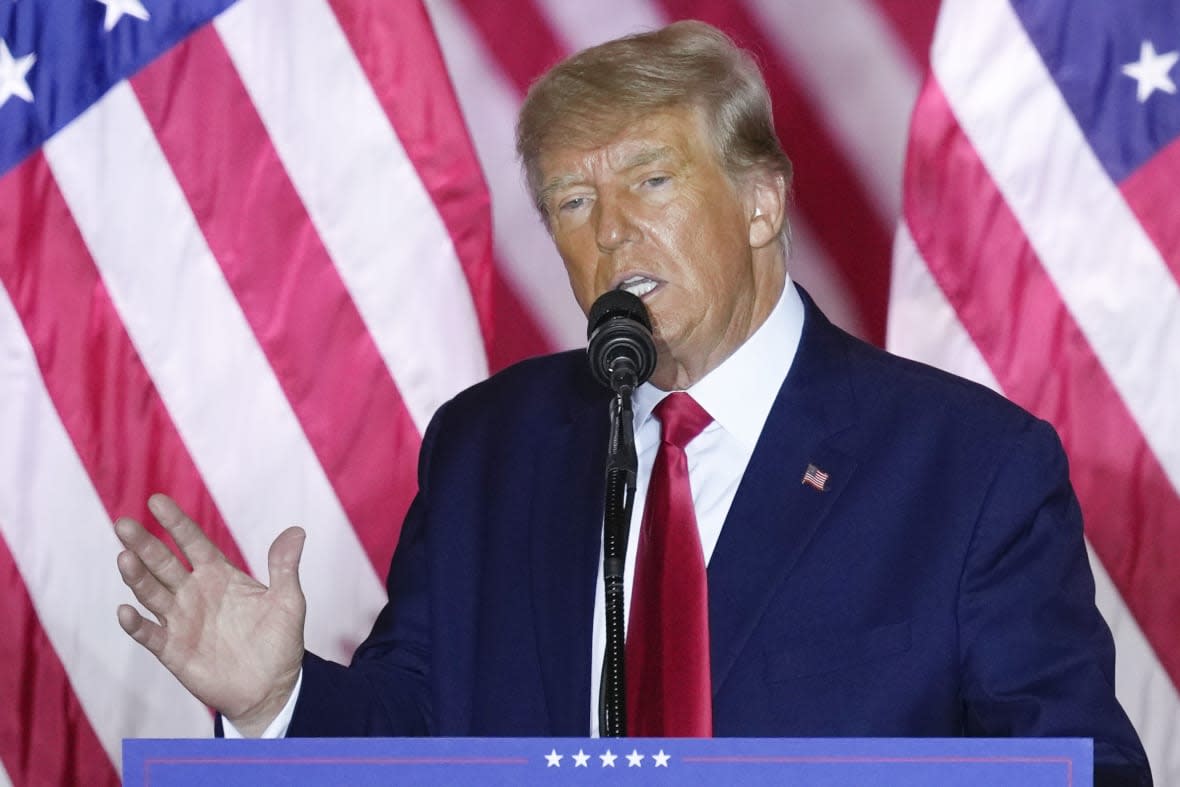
[626,749,645,767]
[599,749,618,767]
[572,749,590,767]
[653,749,671,767]
[544,748,562,767]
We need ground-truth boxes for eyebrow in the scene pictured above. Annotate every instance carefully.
[620,145,674,171]
[537,174,584,211]
[538,145,677,209]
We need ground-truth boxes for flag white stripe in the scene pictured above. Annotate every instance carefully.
[0,759,11,787]
[887,223,998,390]
[43,82,384,662]
[745,0,921,222]
[216,0,488,431]
[424,0,585,351]
[933,0,1180,494]
[534,0,665,49]
[0,285,209,767]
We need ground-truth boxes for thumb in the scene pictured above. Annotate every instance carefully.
[267,526,306,598]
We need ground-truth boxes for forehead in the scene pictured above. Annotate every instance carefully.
[537,106,715,187]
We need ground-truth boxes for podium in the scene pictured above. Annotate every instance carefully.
[123,736,1091,785]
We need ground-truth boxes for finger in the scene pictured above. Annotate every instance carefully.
[117,604,169,657]
[114,516,189,591]
[116,549,175,620]
[267,526,306,598]
[148,493,222,567]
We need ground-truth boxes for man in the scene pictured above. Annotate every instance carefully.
[114,20,1151,784]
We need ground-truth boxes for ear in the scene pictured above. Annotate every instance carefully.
[745,172,787,250]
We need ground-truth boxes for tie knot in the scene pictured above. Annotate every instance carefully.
[653,392,713,449]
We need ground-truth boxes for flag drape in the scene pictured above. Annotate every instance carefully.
[891,1,1180,779]
[0,0,1175,783]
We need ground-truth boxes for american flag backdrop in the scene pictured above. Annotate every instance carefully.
[0,0,1175,784]
[891,0,1180,779]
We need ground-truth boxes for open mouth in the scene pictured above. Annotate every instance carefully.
[616,274,659,298]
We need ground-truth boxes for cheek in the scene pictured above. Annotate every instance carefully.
[657,221,719,292]
[556,243,599,311]
[568,275,597,314]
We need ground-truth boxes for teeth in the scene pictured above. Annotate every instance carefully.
[618,275,658,297]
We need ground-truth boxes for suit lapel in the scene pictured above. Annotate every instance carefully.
[528,371,609,734]
[707,297,862,695]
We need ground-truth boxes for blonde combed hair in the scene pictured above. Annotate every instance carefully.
[515,20,793,218]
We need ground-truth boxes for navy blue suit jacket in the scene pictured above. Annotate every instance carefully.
[288,290,1149,783]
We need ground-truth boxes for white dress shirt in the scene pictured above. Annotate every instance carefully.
[588,280,805,735]
[231,280,805,740]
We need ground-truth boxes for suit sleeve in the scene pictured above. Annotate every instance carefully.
[284,401,451,736]
[957,418,1151,785]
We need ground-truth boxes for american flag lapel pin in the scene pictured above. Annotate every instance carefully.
[802,463,830,492]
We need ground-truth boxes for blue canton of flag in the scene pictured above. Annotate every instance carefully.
[1009,0,1180,181]
[0,0,235,177]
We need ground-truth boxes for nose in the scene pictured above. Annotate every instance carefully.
[594,194,639,253]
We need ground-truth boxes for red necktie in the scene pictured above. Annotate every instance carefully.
[626,392,714,737]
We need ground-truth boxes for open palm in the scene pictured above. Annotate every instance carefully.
[115,494,306,736]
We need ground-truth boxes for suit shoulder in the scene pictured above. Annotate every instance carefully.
[431,350,599,433]
[830,325,1038,440]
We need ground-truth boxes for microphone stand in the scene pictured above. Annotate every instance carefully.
[599,384,637,738]
[585,290,654,738]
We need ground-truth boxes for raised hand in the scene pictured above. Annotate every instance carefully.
[114,494,306,737]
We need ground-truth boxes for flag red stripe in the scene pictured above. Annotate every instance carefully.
[0,531,118,787]
[903,78,1180,689]
[657,0,894,345]
[452,0,567,97]
[130,26,418,577]
[329,0,552,370]
[0,153,249,568]
[1119,136,1180,288]
[869,0,941,70]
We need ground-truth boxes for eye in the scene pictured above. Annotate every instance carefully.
[642,175,670,188]
[558,195,588,213]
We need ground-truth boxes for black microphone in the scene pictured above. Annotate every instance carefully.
[587,289,657,395]
[590,288,654,737]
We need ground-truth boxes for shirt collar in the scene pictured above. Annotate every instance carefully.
[632,279,805,449]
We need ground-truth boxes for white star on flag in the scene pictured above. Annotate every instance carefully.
[626,749,645,767]
[572,749,590,767]
[653,749,671,767]
[544,748,562,767]
[599,749,618,767]
[0,39,36,107]
[95,0,151,32]
[1121,40,1179,102]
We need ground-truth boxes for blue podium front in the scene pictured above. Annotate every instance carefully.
[123,737,1092,786]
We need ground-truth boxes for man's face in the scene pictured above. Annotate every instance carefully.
[538,106,784,389]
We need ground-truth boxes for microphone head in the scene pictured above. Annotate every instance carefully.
[587,290,657,393]
[587,288,653,337]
